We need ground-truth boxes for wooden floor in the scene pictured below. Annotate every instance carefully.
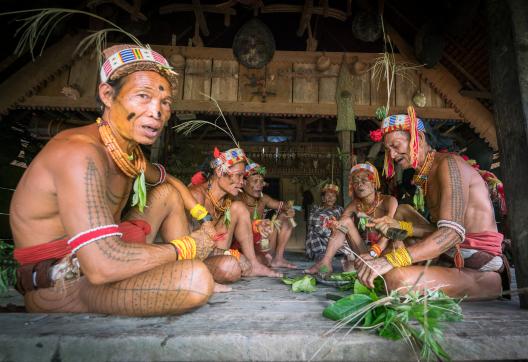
[1,252,528,361]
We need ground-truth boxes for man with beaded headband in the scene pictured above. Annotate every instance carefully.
[237,159,297,269]
[357,106,507,299]
[9,44,223,315]
[189,149,282,277]
[305,163,397,275]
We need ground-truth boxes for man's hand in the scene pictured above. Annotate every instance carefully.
[369,216,400,238]
[354,256,393,289]
[282,206,295,218]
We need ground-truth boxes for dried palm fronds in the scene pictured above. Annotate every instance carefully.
[1,8,144,65]
[173,93,241,148]
[370,16,423,118]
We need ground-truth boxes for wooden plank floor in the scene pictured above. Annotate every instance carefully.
[1,252,528,361]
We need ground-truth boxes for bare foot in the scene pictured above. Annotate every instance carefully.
[304,260,333,275]
[271,258,297,269]
[245,261,283,277]
[213,282,232,293]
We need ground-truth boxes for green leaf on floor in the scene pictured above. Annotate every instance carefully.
[282,275,317,293]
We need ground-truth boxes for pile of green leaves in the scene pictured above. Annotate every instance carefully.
[282,275,317,293]
[0,240,17,296]
[323,279,462,361]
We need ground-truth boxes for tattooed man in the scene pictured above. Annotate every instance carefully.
[189,150,282,278]
[356,107,506,299]
[9,45,218,316]
[238,160,297,269]
[304,163,397,275]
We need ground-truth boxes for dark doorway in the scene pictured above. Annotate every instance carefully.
[265,177,280,200]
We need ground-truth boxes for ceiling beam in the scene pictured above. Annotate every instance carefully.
[459,89,492,100]
[386,24,498,151]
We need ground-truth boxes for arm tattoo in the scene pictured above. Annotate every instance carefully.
[85,158,113,226]
[447,157,465,223]
[434,228,460,253]
[95,236,142,262]
[85,158,141,262]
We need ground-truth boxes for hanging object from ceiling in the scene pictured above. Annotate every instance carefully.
[413,91,427,108]
[351,10,382,42]
[415,23,445,68]
[233,18,276,69]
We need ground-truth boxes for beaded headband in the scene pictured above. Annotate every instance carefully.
[210,147,247,174]
[322,183,339,194]
[369,106,425,178]
[100,46,176,84]
[245,159,267,177]
[350,162,381,190]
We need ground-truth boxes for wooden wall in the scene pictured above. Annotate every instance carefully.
[26,46,459,120]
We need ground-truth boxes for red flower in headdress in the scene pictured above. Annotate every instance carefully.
[369,129,383,142]
[191,171,206,185]
[213,147,221,158]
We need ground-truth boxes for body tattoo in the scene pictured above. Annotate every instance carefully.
[84,158,141,262]
[447,157,465,223]
[434,228,459,252]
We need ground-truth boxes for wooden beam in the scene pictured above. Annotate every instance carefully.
[459,89,492,99]
[487,0,528,308]
[17,96,464,120]
[192,0,210,36]
[160,1,237,15]
[227,114,242,140]
[261,4,348,21]
[297,0,314,36]
[0,34,83,117]
[386,24,498,150]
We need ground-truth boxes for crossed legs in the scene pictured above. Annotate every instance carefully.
[304,216,366,274]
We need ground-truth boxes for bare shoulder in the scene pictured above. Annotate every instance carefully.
[343,201,357,215]
[189,183,206,204]
[434,153,473,184]
[262,193,274,205]
[45,124,107,168]
[381,194,397,206]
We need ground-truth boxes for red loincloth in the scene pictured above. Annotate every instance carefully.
[14,220,151,266]
[230,230,262,253]
[460,231,503,256]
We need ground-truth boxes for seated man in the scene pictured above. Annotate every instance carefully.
[356,107,506,299]
[238,160,296,269]
[9,45,217,316]
[305,163,397,274]
[305,183,353,262]
[189,149,281,277]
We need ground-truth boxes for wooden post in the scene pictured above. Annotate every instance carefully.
[487,0,528,308]
[338,131,353,206]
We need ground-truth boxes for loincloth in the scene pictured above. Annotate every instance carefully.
[13,220,151,295]
[230,229,265,254]
[440,231,510,294]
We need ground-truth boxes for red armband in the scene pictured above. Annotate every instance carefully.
[68,224,122,253]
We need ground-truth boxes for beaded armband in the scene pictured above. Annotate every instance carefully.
[398,221,414,238]
[385,247,412,268]
[190,204,213,223]
[170,236,197,260]
[146,163,166,187]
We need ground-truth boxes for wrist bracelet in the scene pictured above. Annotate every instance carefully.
[398,220,414,238]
